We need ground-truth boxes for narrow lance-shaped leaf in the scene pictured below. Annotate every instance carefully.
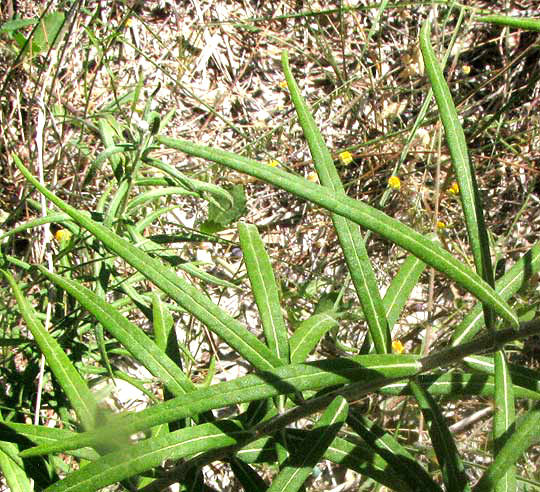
[493,351,516,492]
[155,136,518,328]
[347,409,442,492]
[44,420,250,492]
[13,155,282,372]
[267,396,348,492]
[237,432,413,492]
[0,422,100,462]
[152,292,174,352]
[239,222,289,362]
[289,313,338,363]
[420,30,516,481]
[230,459,268,492]
[38,266,195,397]
[410,378,471,492]
[452,243,540,346]
[283,51,390,353]
[21,355,421,457]
[420,20,495,330]
[0,442,33,492]
[380,372,540,401]
[382,245,431,330]
[1,270,98,431]
[476,15,540,31]
[473,405,540,492]
[464,355,540,395]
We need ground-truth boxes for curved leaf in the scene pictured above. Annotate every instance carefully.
[420,20,495,330]
[2,270,98,431]
[476,15,540,31]
[289,313,338,363]
[473,406,540,492]
[154,137,518,328]
[283,51,390,353]
[44,420,249,492]
[267,396,347,492]
[452,244,540,345]
[239,222,289,362]
[13,155,282,372]
[21,355,421,457]
[410,379,470,492]
[38,266,195,397]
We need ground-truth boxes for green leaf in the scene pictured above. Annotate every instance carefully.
[289,313,338,363]
[146,157,234,208]
[476,15,540,31]
[493,352,516,492]
[230,459,268,492]
[0,213,76,243]
[125,186,198,215]
[464,355,540,395]
[0,442,33,492]
[473,405,540,492]
[239,222,289,362]
[383,246,431,330]
[1,270,99,431]
[452,244,540,345]
[420,20,496,330]
[410,378,471,492]
[152,292,174,352]
[0,18,37,34]
[44,420,249,492]
[14,155,282,372]
[237,431,414,492]
[25,12,65,55]
[37,266,195,397]
[347,410,442,492]
[201,184,247,233]
[282,51,390,354]
[380,371,540,401]
[0,423,99,461]
[266,396,348,492]
[155,137,518,328]
[21,355,421,457]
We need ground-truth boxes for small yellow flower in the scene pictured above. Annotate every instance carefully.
[447,182,460,195]
[279,80,288,89]
[462,65,471,75]
[388,175,401,190]
[55,229,72,242]
[392,340,405,354]
[266,160,279,168]
[307,172,318,183]
[339,151,353,166]
[436,221,446,230]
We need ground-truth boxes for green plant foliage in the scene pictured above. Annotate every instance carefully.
[200,184,247,233]
[3,6,540,492]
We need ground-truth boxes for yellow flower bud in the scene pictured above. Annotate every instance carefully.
[339,151,353,166]
[392,340,405,354]
[266,160,279,168]
[388,175,401,190]
[448,182,460,195]
[55,229,72,242]
[436,221,446,230]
